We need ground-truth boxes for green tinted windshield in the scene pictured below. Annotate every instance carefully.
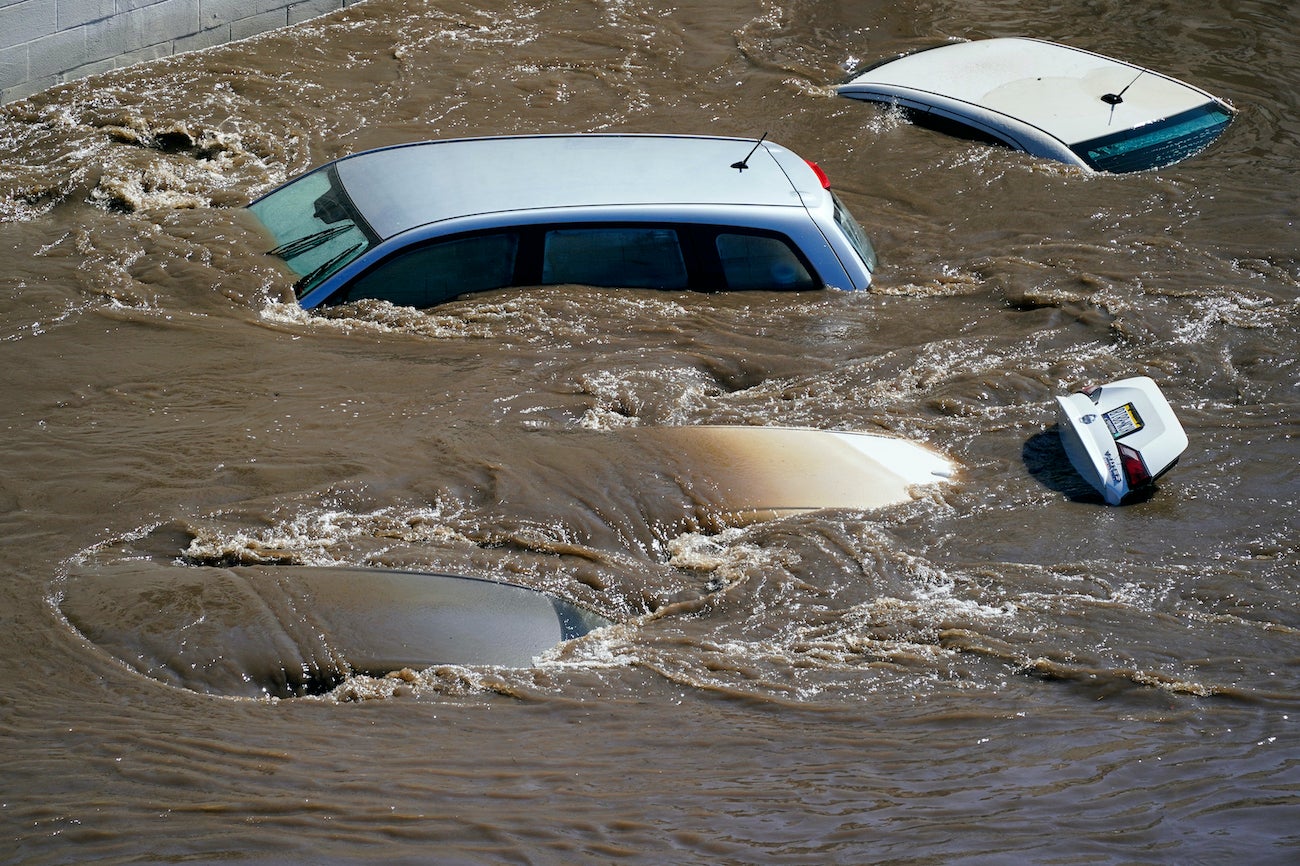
[247,168,376,297]
[1073,103,1233,173]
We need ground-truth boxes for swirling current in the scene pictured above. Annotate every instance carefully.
[1,0,1296,863]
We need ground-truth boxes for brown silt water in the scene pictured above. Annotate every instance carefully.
[1,0,1296,862]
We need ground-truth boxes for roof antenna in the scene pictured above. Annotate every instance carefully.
[731,132,769,172]
[1102,69,1145,123]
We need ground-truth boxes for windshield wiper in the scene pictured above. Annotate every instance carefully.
[293,242,362,297]
[270,223,354,260]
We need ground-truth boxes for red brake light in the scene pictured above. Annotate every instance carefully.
[805,160,832,189]
[1117,443,1151,489]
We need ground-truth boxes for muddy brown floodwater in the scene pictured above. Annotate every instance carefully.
[1,0,1297,863]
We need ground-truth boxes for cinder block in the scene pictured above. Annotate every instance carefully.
[27,25,85,78]
[0,42,28,93]
[56,0,114,29]
[198,0,258,28]
[62,52,116,80]
[116,0,169,13]
[1,0,58,47]
[132,0,199,44]
[287,0,340,26]
[250,0,294,16]
[199,0,289,29]
[114,40,173,68]
[84,14,138,62]
[4,72,58,102]
[174,23,229,54]
[229,7,285,41]
[85,0,197,62]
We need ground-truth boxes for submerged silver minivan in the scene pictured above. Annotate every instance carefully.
[246,134,877,310]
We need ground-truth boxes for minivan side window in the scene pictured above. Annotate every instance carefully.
[342,232,519,307]
[542,227,688,289]
[715,232,816,290]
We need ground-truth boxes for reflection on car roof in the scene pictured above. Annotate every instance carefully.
[839,37,1222,149]
[335,134,822,240]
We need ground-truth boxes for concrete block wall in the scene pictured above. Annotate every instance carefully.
[1,0,355,103]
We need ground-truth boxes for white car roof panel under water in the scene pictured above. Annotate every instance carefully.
[838,37,1234,171]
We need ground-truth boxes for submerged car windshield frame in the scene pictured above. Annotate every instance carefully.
[248,165,379,298]
[1070,102,1234,172]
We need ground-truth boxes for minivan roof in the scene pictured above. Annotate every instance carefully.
[333,134,828,239]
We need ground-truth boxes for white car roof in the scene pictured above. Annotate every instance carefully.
[334,134,828,240]
[839,37,1222,149]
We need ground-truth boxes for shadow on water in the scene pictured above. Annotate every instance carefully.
[1022,425,1162,506]
[1022,425,1103,504]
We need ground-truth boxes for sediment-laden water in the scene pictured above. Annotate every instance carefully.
[1,0,1296,862]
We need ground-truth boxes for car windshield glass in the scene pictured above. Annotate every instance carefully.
[247,168,376,297]
[1072,103,1233,173]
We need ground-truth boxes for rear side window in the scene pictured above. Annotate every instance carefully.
[343,233,519,307]
[541,227,688,289]
[716,233,816,290]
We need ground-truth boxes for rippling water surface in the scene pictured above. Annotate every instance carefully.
[1,0,1297,862]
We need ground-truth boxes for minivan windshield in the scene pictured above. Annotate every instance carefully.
[247,168,376,297]
[1073,103,1233,173]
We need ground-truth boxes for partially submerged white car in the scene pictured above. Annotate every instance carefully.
[838,37,1235,173]
[1056,376,1188,505]
[247,134,878,310]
